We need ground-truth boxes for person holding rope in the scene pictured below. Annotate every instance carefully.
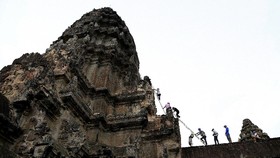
[196,128,207,145]
[172,107,180,118]
[156,88,161,100]
[189,133,194,147]
[163,102,171,113]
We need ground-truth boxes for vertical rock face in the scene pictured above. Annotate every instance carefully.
[0,7,181,158]
[239,118,269,142]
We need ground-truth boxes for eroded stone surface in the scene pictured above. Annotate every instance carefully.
[0,7,180,158]
[239,118,269,142]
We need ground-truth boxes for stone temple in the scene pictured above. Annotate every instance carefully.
[239,118,270,142]
[0,7,180,157]
[1,7,280,158]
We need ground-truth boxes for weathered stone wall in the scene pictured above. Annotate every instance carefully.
[0,7,181,158]
[182,137,280,158]
[3,6,279,158]
[239,118,270,142]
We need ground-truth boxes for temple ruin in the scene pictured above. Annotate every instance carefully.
[0,8,180,158]
[239,118,270,142]
[1,7,280,158]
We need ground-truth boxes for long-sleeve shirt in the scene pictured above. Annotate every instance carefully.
[164,103,171,109]
[196,130,206,137]
[213,130,218,136]
[225,127,230,136]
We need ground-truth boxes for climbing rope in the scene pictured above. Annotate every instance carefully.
[153,88,205,145]
[178,119,205,145]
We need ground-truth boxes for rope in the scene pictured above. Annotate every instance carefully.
[157,96,166,114]
[153,87,205,145]
[178,119,205,145]
[178,119,194,134]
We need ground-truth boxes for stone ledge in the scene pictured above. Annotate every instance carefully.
[106,114,147,131]
[141,128,174,141]
[182,137,280,158]
[60,92,92,122]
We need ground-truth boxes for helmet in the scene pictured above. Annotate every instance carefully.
[198,128,201,131]
[212,128,214,131]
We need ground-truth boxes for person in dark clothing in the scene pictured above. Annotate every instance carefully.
[196,128,207,145]
[172,107,180,118]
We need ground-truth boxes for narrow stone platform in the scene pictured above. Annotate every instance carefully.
[182,137,280,158]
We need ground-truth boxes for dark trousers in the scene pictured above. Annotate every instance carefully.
[214,136,219,144]
[173,109,180,117]
[226,134,232,143]
[201,136,207,145]
[157,94,161,100]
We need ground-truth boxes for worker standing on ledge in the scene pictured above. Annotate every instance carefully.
[212,128,219,145]
[224,125,232,143]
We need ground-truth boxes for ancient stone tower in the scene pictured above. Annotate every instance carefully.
[239,118,270,142]
[0,8,181,158]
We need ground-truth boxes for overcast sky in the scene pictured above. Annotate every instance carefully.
[1,0,279,147]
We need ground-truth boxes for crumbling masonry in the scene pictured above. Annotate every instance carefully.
[0,8,181,158]
[1,7,280,158]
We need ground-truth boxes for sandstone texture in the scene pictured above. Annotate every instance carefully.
[239,118,270,142]
[0,8,180,158]
[1,7,279,158]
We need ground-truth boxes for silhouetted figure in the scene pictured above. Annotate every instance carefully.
[172,107,180,118]
[196,128,207,145]
[189,133,194,147]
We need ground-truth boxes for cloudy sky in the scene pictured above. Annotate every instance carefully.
[1,0,279,147]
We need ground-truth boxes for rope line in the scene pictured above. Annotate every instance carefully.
[153,88,205,145]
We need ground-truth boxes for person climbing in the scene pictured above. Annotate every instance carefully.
[195,128,207,145]
[156,88,161,100]
[172,107,180,118]
[189,133,194,147]
[163,102,171,113]
[224,125,232,143]
[212,128,219,145]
